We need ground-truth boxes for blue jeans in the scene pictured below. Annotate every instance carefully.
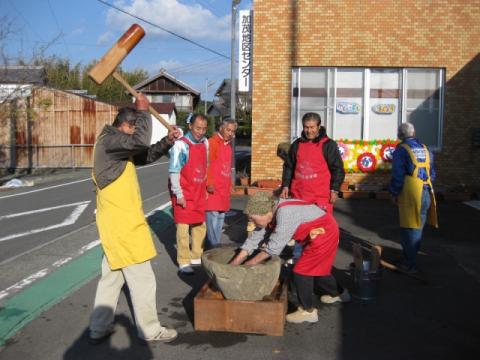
[293,242,303,262]
[400,188,431,269]
[206,211,225,248]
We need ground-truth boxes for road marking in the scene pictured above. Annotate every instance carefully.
[0,269,49,300]
[0,204,174,346]
[0,239,101,301]
[0,190,170,267]
[464,200,480,211]
[146,200,172,216]
[0,201,91,242]
[0,201,171,301]
[0,161,167,200]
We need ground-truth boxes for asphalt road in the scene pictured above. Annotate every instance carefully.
[0,161,172,297]
[1,196,479,360]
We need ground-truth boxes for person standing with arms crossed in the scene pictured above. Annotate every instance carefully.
[89,94,180,344]
[205,118,238,248]
[169,114,209,274]
[280,112,345,264]
[280,112,344,213]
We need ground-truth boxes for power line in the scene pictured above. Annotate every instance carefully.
[96,0,230,60]
[166,56,225,73]
[14,38,210,52]
[46,0,71,58]
[195,0,222,17]
[172,60,228,77]
[6,0,45,42]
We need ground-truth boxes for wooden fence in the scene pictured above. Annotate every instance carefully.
[0,87,119,169]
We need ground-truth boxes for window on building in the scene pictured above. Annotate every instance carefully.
[335,68,364,139]
[176,94,191,108]
[291,67,444,149]
[405,69,442,148]
[152,94,173,103]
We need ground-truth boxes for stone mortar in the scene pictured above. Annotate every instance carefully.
[201,247,281,301]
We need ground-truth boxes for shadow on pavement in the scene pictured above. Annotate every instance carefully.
[63,312,155,360]
[146,201,250,349]
[332,199,480,360]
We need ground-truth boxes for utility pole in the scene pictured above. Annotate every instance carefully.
[230,0,240,120]
[204,78,215,116]
[230,0,241,184]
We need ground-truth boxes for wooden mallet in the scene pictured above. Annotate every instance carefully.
[88,24,174,132]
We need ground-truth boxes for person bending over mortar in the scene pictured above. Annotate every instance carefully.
[230,192,350,323]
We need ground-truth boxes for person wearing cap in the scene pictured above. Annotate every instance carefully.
[205,118,238,248]
[169,113,209,274]
[230,192,350,323]
[89,94,180,344]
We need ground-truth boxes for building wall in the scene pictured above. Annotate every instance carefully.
[252,0,480,189]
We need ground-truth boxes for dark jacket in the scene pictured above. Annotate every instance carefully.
[93,110,172,189]
[389,137,436,197]
[281,127,345,192]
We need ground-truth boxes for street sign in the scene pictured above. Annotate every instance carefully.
[238,10,252,92]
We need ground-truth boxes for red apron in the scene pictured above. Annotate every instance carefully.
[276,200,339,276]
[290,138,332,214]
[206,134,232,212]
[170,137,207,224]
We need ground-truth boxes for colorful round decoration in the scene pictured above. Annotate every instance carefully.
[357,152,377,172]
[337,142,349,160]
[380,144,396,162]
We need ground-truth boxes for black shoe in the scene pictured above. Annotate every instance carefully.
[397,263,418,274]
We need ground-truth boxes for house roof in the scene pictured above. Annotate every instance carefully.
[0,66,46,85]
[207,100,229,117]
[133,68,200,95]
[116,101,177,116]
[214,79,230,96]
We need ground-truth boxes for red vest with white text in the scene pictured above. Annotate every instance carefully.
[206,133,232,212]
[290,138,332,213]
[171,137,207,224]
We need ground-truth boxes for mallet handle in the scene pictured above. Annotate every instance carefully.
[112,71,175,132]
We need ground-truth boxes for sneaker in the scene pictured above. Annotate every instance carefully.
[397,263,418,274]
[320,289,351,304]
[178,264,194,274]
[88,327,114,345]
[286,307,318,323]
[144,327,178,343]
[190,258,202,266]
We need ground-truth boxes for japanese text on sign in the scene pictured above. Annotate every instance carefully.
[238,10,252,92]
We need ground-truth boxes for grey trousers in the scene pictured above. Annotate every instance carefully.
[89,256,163,340]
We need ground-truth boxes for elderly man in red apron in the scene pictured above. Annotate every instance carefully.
[280,112,344,263]
[280,112,344,214]
[169,114,209,274]
[230,192,350,323]
[205,118,237,248]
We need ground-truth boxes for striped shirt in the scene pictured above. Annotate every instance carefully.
[241,198,325,256]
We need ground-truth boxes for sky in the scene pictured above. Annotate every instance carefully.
[1,0,253,100]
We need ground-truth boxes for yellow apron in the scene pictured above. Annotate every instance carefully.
[397,144,438,229]
[94,160,157,270]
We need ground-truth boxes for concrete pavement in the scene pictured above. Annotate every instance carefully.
[0,195,479,360]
